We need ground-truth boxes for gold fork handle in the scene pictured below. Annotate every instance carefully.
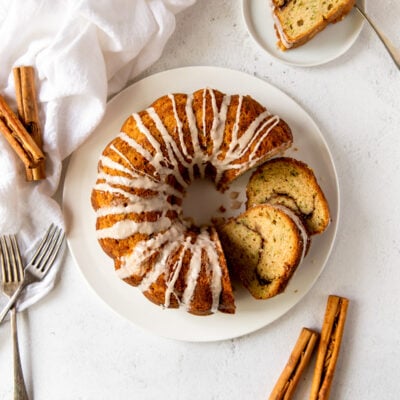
[355,5,400,70]
[11,307,29,400]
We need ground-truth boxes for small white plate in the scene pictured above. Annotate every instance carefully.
[242,0,364,67]
[63,66,339,342]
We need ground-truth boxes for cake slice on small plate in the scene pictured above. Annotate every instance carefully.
[272,0,355,50]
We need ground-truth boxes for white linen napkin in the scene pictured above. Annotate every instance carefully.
[0,0,195,311]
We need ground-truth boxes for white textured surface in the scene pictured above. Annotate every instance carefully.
[1,1,400,399]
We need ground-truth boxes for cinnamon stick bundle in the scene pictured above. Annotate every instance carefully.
[13,66,46,180]
[309,295,349,400]
[269,328,319,400]
[0,94,45,171]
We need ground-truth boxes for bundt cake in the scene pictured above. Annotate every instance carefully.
[218,204,308,299]
[271,0,355,50]
[246,157,330,235]
[91,88,293,315]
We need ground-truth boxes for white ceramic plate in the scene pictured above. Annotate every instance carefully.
[63,66,339,342]
[242,0,364,67]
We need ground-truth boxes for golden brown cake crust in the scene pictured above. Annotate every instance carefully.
[91,88,293,315]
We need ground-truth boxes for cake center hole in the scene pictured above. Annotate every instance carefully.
[182,178,227,227]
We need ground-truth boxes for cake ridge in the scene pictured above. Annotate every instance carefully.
[117,223,186,279]
[124,88,282,188]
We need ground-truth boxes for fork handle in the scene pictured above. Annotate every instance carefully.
[355,5,400,70]
[11,307,29,400]
[0,283,26,325]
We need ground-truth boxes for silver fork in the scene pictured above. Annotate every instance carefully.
[355,3,400,70]
[0,235,29,400]
[0,224,65,324]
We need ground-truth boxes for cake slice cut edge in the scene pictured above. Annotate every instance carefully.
[246,157,331,235]
[217,204,308,300]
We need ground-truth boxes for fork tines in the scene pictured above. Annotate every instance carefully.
[0,235,24,283]
[31,224,65,273]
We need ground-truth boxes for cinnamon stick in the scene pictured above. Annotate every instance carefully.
[269,328,319,400]
[309,295,349,400]
[0,94,45,170]
[13,66,46,180]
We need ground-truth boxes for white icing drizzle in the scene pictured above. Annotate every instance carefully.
[94,88,285,313]
[168,93,191,165]
[99,155,133,177]
[138,239,182,292]
[185,94,201,158]
[97,167,182,198]
[207,89,231,160]
[146,107,191,187]
[95,199,180,219]
[108,144,161,184]
[162,240,188,308]
[271,4,294,49]
[115,223,223,312]
[180,240,202,308]
[93,182,176,213]
[204,233,223,313]
[117,224,186,279]
[97,217,172,239]
[201,90,207,141]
